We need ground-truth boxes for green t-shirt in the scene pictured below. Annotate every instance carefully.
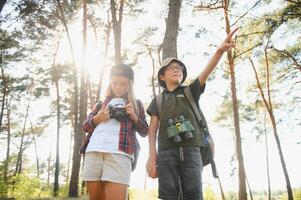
[147,78,206,150]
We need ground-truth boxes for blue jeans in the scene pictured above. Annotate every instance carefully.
[157,147,203,200]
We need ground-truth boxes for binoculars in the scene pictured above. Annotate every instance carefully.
[167,115,194,143]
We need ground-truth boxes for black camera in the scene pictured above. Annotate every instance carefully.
[109,106,128,121]
[167,115,194,143]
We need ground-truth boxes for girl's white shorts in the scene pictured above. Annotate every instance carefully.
[82,151,132,185]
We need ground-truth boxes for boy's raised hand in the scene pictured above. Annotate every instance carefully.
[218,28,238,52]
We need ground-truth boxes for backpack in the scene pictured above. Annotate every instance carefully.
[155,86,218,178]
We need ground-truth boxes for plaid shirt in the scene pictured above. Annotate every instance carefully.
[80,97,148,155]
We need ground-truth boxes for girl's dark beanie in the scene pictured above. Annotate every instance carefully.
[110,63,134,81]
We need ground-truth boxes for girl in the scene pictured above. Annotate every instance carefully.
[81,64,148,200]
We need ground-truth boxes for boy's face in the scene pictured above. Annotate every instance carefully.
[110,76,130,97]
[160,61,184,87]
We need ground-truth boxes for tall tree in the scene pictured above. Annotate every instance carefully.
[96,11,111,103]
[162,0,182,60]
[54,0,81,196]
[3,97,11,188]
[110,0,124,64]
[14,92,31,175]
[51,40,61,197]
[0,0,7,13]
[239,1,300,198]
[194,0,249,198]
[223,1,247,199]
[28,117,40,179]
[249,45,293,199]
[79,0,88,195]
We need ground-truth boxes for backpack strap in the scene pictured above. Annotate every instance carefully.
[183,87,208,131]
[155,93,163,119]
[183,86,218,178]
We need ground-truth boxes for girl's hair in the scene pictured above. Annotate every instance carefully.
[106,79,139,116]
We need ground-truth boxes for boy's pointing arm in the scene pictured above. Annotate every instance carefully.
[198,28,238,86]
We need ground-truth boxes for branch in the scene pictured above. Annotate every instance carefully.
[158,44,162,66]
[234,42,263,59]
[236,31,267,38]
[231,0,261,26]
[264,46,273,113]
[272,46,301,71]
[192,0,223,11]
[249,57,271,111]
[284,0,300,4]
[146,44,157,97]
[118,0,124,23]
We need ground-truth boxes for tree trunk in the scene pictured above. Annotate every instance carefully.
[218,177,226,200]
[50,38,61,197]
[54,79,60,196]
[47,142,52,186]
[4,98,11,187]
[96,13,111,102]
[250,53,293,200]
[79,0,88,195]
[229,58,247,200]
[269,113,293,200]
[264,49,293,200]
[66,131,73,187]
[29,117,40,178]
[162,0,182,60]
[0,0,7,13]
[246,177,253,200]
[15,102,30,175]
[223,1,247,199]
[0,63,7,131]
[263,113,271,200]
[110,0,124,64]
[146,45,157,97]
[56,0,80,196]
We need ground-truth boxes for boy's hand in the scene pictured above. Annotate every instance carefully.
[124,103,139,122]
[93,105,110,125]
[146,154,158,178]
[218,28,238,52]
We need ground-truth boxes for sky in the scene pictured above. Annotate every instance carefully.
[2,0,300,196]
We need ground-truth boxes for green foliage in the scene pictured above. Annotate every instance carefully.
[294,188,301,200]
[203,185,218,200]
[0,178,8,197]
[128,188,158,200]
[58,183,70,197]
[8,174,51,199]
[225,191,238,200]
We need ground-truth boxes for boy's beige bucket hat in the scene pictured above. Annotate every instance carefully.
[158,57,187,88]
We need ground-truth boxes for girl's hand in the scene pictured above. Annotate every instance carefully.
[93,105,110,125]
[146,153,158,178]
[218,28,238,53]
[124,103,139,122]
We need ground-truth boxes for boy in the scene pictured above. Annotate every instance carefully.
[146,28,238,200]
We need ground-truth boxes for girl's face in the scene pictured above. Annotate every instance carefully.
[110,76,130,97]
[160,62,184,87]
